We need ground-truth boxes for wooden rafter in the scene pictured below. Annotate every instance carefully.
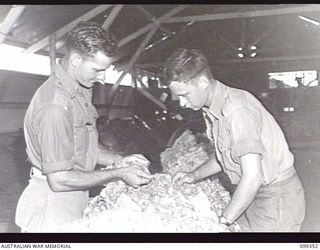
[102,5,123,30]
[135,77,166,109]
[25,5,113,54]
[108,24,160,107]
[119,5,188,48]
[0,5,26,44]
[135,80,167,110]
[135,6,172,35]
[163,5,320,23]
[49,35,56,74]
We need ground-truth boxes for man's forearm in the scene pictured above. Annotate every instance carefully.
[222,175,261,223]
[192,155,222,182]
[222,153,263,223]
[97,144,123,166]
[47,168,124,192]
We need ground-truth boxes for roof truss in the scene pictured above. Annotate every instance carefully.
[0,5,26,44]
[119,5,188,48]
[24,5,113,54]
[102,5,124,31]
[163,5,320,23]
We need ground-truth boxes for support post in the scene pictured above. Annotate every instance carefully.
[106,25,160,118]
[49,35,56,74]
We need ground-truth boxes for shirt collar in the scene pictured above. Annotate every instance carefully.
[202,80,227,120]
[54,62,78,98]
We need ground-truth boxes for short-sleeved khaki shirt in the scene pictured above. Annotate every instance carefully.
[203,81,296,186]
[24,63,99,175]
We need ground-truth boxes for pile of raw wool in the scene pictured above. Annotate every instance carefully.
[160,130,231,216]
[61,130,239,232]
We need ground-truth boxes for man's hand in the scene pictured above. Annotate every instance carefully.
[172,171,195,185]
[119,165,153,188]
[122,154,150,169]
[219,215,233,227]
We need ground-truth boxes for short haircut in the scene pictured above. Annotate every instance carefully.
[163,48,212,86]
[65,21,118,58]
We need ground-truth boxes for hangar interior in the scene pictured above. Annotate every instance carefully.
[0,4,319,232]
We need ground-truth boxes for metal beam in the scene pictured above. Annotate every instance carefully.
[131,74,137,88]
[163,5,320,23]
[215,54,320,64]
[136,84,167,110]
[0,5,26,44]
[102,5,123,30]
[119,5,188,48]
[107,25,160,108]
[49,35,56,74]
[25,5,113,54]
[135,6,172,35]
[143,20,195,54]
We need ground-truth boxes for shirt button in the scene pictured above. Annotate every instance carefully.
[58,81,62,85]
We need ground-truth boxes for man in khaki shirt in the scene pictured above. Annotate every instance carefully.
[163,48,305,231]
[15,22,153,232]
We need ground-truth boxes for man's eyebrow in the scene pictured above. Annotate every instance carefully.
[93,67,105,71]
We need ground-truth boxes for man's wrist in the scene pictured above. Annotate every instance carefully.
[219,215,233,226]
[113,154,123,165]
[190,170,197,183]
[115,167,125,181]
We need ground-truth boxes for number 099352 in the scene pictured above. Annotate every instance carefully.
[300,244,318,248]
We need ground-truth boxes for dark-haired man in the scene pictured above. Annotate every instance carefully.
[163,48,305,232]
[15,22,152,232]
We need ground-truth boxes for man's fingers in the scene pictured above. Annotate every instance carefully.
[133,154,148,160]
[135,158,150,165]
[177,177,187,185]
[125,154,150,165]
[172,172,184,183]
[128,154,147,161]
[139,176,153,184]
[137,171,153,180]
[172,175,180,183]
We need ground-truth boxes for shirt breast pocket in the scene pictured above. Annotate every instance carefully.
[217,121,231,152]
[74,118,89,134]
[73,118,89,161]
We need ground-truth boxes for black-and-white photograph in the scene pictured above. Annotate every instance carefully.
[0,4,319,235]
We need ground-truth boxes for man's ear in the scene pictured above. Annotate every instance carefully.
[199,76,209,89]
[70,53,82,67]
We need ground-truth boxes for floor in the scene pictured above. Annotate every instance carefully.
[0,133,319,232]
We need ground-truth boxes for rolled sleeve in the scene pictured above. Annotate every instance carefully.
[231,139,265,164]
[229,107,265,164]
[35,104,75,174]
